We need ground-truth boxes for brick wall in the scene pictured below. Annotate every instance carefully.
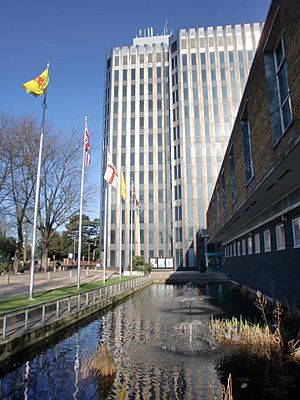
[207,0,300,240]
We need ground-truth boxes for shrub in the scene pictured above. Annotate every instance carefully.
[132,256,152,274]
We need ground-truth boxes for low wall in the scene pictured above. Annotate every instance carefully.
[0,280,151,363]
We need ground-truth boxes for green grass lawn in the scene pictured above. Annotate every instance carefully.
[0,276,132,313]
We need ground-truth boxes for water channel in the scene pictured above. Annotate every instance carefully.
[0,283,300,399]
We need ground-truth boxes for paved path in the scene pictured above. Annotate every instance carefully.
[0,269,115,298]
[0,269,230,300]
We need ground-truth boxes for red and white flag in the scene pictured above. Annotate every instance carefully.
[133,183,141,210]
[84,116,91,167]
[104,151,118,189]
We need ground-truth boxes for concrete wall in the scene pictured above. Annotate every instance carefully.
[0,281,151,363]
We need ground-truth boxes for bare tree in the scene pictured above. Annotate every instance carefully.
[3,115,39,273]
[38,130,83,270]
[0,114,17,207]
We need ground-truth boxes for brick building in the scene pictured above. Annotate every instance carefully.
[206,0,300,307]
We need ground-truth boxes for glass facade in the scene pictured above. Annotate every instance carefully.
[101,23,262,268]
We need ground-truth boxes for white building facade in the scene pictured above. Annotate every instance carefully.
[101,23,262,269]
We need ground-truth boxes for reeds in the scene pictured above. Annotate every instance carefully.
[81,343,117,379]
[288,338,300,364]
[222,374,233,400]
[210,291,283,358]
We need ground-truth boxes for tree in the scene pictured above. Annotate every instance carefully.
[2,115,39,273]
[64,214,100,262]
[37,130,83,270]
[0,228,16,272]
[0,114,13,207]
[132,255,152,275]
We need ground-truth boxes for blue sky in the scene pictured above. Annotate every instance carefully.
[0,0,270,218]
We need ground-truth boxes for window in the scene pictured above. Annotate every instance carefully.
[264,29,292,145]
[216,188,220,224]
[275,224,286,250]
[191,53,196,65]
[221,170,227,218]
[254,233,261,254]
[237,241,241,256]
[264,230,271,252]
[242,239,246,255]
[247,236,253,255]
[292,217,300,247]
[241,103,254,183]
[131,69,135,80]
[274,37,292,132]
[229,146,237,204]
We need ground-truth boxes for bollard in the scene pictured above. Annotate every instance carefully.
[42,305,45,324]
[54,266,56,273]
[47,272,51,280]
[25,309,29,330]
[5,275,10,284]
[85,267,89,277]
[69,270,73,278]
[59,266,62,272]
[3,314,7,340]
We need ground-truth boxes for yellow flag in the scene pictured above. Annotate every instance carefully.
[22,68,49,96]
[121,171,126,201]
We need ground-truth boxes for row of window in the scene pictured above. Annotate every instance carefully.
[113,66,169,81]
[225,217,300,257]
[213,35,292,225]
[181,50,252,68]
[114,52,165,66]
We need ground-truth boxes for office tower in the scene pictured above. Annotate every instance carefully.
[101,23,262,269]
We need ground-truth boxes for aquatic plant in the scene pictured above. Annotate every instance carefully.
[222,373,233,400]
[81,343,117,379]
[210,291,283,358]
[288,338,300,364]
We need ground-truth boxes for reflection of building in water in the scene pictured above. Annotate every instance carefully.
[100,286,221,398]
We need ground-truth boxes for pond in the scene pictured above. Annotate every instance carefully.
[0,283,299,399]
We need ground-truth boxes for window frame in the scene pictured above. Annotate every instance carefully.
[254,233,261,254]
[292,216,300,248]
[242,239,246,256]
[247,236,253,255]
[263,229,271,252]
[275,223,286,250]
[240,101,254,184]
[274,36,292,133]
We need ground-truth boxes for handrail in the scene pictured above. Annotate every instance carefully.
[0,276,140,317]
[0,275,151,341]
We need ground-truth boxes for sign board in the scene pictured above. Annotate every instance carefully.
[150,258,157,268]
[166,258,173,269]
[150,257,174,269]
[157,258,166,268]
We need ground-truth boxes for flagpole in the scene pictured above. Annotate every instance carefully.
[119,199,122,279]
[29,63,49,300]
[103,185,108,283]
[130,180,133,277]
[119,169,122,279]
[77,115,87,289]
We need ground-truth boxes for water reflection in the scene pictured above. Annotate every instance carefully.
[0,283,299,399]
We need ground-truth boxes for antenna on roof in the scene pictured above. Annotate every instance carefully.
[164,18,169,35]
